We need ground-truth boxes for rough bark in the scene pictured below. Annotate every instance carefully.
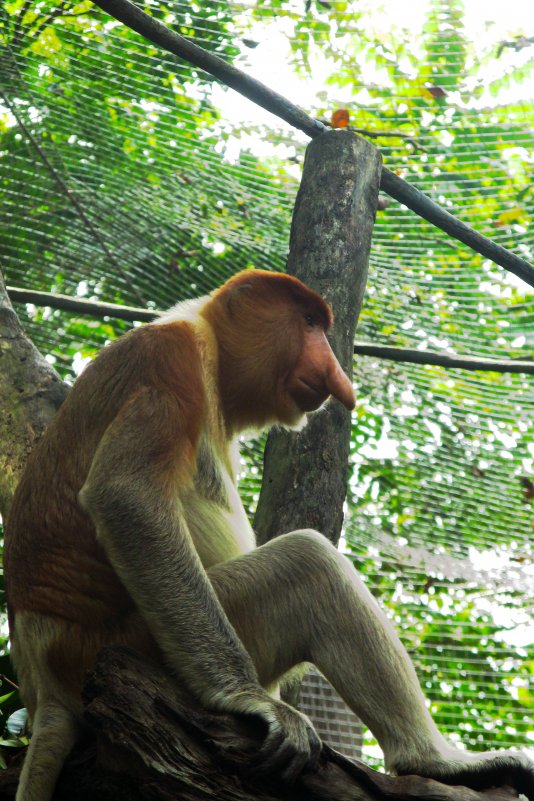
[0,647,517,801]
[254,129,381,546]
[0,271,67,518]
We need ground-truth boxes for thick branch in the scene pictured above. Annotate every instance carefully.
[7,286,156,323]
[0,646,512,801]
[90,0,534,288]
[0,272,67,517]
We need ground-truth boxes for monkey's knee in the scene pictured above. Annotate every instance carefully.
[266,529,354,597]
[281,528,335,554]
[279,528,344,570]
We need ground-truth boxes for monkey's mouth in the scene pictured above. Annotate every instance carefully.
[294,378,328,410]
[297,378,321,396]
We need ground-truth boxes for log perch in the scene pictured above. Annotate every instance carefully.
[0,647,517,801]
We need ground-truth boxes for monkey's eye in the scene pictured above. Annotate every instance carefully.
[304,314,315,327]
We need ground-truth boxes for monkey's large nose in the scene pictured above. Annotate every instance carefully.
[315,330,355,410]
[325,359,355,410]
[292,327,355,412]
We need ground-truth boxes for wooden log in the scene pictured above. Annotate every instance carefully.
[255,128,381,546]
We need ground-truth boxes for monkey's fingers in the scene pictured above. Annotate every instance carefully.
[250,718,321,785]
[279,724,322,784]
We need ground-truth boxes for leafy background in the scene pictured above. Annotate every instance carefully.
[0,0,533,766]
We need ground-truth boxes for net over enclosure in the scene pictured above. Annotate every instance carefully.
[1,0,533,765]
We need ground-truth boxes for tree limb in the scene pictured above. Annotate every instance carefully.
[0,646,515,801]
[7,287,533,375]
[353,342,534,375]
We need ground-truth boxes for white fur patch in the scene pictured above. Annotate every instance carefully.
[153,295,210,326]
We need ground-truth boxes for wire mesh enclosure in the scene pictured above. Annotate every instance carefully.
[1,0,533,766]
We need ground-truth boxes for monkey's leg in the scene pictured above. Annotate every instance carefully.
[11,613,83,801]
[15,702,79,801]
[209,529,533,797]
[208,529,443,768]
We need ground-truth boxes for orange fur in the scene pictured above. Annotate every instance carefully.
[202,270,334,431]
[5,321,205,632]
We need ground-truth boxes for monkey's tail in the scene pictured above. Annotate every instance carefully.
[16,701,79,801]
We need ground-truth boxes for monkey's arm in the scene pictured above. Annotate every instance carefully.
[80,387,319,780]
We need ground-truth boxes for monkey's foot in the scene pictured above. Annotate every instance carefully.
[396,750,534,800]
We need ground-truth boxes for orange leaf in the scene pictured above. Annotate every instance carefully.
[330,109,350,128]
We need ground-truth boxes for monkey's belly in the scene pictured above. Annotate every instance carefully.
[185,492,256,567]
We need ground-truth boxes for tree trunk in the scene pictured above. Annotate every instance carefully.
[254,130,381,546]
[0,270,67,518]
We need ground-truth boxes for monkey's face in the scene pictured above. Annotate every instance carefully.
[204,270,355,431]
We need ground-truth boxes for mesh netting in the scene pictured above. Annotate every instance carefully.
[1,0,532,764]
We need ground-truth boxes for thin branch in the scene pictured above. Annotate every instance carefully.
[349,126,429,153]
[90,0,534,290]
[7,286,156,323]
[10,0,33,49]
[353,342,534,375]
[8,286,534,375]
[30,1,70,41]
[0,674,19,692]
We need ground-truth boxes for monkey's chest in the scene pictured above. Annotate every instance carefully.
[185,463,255,568]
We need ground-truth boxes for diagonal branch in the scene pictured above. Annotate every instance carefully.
[0,90,144,304]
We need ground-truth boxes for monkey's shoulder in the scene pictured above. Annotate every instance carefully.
[76,320,206,407]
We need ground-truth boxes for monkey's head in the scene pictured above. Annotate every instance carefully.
[202,270,355,433]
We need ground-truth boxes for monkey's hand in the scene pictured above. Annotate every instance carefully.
[221,691,322,784]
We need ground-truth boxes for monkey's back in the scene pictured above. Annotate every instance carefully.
[4,321,205,632]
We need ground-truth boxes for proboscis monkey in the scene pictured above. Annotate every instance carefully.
[5,271,533,801]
